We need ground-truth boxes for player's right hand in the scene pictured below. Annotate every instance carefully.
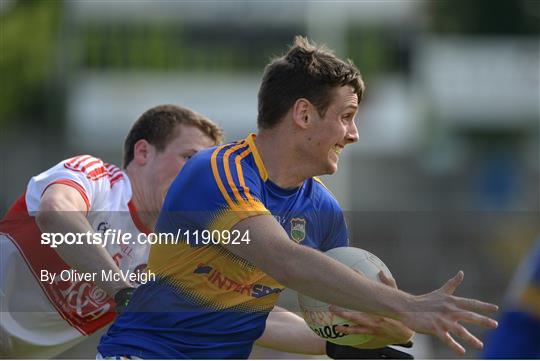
[399,271,498,355]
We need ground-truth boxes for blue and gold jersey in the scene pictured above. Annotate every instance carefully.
[483,238,540,358]
[98,134,348,359]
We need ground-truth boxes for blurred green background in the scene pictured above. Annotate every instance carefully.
[1,0,539,359]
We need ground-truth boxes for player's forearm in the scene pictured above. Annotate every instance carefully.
[229,216,414,321]
[37,192,132,296]
[56,243,132,297]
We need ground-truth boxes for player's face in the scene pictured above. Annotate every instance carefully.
[308,85,359,175]
[149,124,215,204]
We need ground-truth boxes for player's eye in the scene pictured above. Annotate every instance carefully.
[181,152,196,160]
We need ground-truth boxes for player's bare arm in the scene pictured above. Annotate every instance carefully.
[225,214,498,355]
[36,183,132,296]
[256,306,325,355]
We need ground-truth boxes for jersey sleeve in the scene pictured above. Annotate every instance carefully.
[25,155,111,214]
[318,189,349,252]
[156,145,270,236]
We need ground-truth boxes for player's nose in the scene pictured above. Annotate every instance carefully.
[346,120,359,144]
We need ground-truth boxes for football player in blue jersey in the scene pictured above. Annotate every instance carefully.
[482,237,540,358]
[98,36,498,359]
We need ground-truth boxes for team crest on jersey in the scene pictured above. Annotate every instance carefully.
[290,218,306,243]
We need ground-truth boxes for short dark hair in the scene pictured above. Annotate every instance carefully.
[257,36,365,129]
[123,104,223,167]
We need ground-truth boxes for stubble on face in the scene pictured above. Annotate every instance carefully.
[309,86,359,175]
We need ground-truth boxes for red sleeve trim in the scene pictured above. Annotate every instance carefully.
[128,200,152,235]
[42,179,91,213]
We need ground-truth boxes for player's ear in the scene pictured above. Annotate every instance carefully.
[132,139,153,165]
[292,98,313,130]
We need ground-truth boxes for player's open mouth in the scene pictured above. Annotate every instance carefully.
[331,145,343,155]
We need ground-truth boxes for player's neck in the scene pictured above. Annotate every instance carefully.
[255,129,312,189]
[125,168,158,230]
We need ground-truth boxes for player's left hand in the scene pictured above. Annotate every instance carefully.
[331,305,414,348]
[330,271,415,347]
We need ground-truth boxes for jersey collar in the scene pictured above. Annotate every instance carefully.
[127,200,152,235]
[246,133,268,181]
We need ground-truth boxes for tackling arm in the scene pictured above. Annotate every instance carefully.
[36,183,132,296]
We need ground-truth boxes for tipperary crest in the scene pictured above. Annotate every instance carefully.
[290,218,306,243]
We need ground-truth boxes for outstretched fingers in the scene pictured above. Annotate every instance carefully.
[450,322,483,350]
[330,305,376,335]
[438,329,466,355]
[440,271,464,295]
[412,271,499,355]
[455,310,498,328]
[454,296,499,314]
[435,309,491,354]
[330,305,373,325]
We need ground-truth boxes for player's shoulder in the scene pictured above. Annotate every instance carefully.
[47,155,124,185]
[61,155,107,180]
[209,140,253,165]
[185,141,256,175]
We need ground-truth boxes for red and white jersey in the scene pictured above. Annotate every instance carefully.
[0,155,151,356]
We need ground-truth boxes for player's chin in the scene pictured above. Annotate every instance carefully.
[326,158,339,174]
[321,163,338,176]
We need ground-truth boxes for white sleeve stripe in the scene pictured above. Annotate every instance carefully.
[88,168,108,181]
[64,156,107,179]
[65,155,88,164]
[85,163,105,173]
[80,159,102,169]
